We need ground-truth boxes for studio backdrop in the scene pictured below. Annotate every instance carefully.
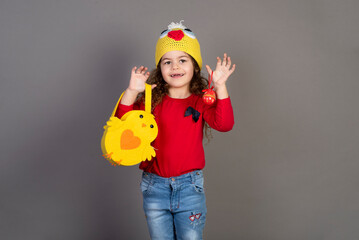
[1,0,359,239]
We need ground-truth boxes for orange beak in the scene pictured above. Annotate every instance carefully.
[142,123,147,128]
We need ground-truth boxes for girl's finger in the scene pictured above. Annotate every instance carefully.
[132,66,137,73]
[137,66,144,74]
[142,67,148,75]
[222,53,227,66]
[216,57,221,69]
[227,56,232,68]
[229,64,236,74]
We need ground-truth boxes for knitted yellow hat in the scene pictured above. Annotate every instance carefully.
[155,21,202,69]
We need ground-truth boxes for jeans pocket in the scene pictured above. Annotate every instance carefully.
[193,176,205,193]
[140,174,152,195]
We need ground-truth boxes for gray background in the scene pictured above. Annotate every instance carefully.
[1,0,358,239]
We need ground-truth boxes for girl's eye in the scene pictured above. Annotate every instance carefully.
[179,59,186,63]
[164,61,171,65]
[139,115,143,118]
[183,29,196,39]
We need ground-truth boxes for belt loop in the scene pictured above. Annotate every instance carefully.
[149,172,153,186]
[190,171,195,184]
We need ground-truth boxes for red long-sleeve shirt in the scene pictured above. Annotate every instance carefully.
[115,94,234,177]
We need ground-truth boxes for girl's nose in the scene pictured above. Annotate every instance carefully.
[172,63,179,69]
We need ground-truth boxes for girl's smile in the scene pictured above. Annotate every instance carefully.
[170,73,185,78]
[160,51,194,97]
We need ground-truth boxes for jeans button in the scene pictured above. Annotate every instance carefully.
[171,178,175,182]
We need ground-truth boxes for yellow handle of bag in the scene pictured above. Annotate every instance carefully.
[101,84,158,166]
[110,84,152,117]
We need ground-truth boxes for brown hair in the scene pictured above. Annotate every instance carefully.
[137,56,212,142]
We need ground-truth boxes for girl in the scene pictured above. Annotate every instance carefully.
[115,21,235,240]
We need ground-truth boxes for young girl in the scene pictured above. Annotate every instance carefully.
[115,21,235,240]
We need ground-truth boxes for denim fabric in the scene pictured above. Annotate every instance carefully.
[141,170,207,240]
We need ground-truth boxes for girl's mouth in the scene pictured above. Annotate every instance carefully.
[170,74,184,78]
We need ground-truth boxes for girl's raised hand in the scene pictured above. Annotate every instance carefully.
[121,66,156,106]
[128,66,151,93]
[205,53,236,90]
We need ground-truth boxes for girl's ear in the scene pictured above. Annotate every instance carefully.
[189,55,200,74]
[194,64,201,74]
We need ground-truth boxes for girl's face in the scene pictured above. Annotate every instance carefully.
[160,51,194,92]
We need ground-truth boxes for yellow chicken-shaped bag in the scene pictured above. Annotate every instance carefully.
[101,84,158,166]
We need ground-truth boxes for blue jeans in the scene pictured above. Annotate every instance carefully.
[140,170,207,240]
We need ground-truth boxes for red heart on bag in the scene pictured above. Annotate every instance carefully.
[195,213,201,219]
[189,215,195,222]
